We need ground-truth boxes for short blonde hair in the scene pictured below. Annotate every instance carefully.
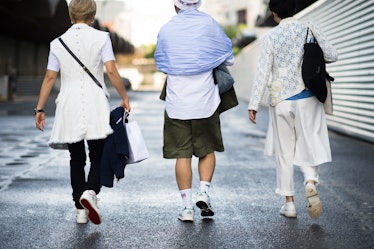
[69,0,96,23]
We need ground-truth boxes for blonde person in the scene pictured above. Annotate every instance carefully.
[248,0,338,219]
[154,0,234,222]
[35,0,130,224]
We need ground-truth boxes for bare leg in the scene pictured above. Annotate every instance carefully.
[286,196,294,203]
[198,152,215,182]
[175,158,192,190]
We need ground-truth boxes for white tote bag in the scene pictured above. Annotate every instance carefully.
[124,116,149,164]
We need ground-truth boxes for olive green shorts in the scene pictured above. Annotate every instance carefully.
[163,109,224,159]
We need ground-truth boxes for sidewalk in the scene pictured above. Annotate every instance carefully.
[0,90,373,249]
[0,94,56,116]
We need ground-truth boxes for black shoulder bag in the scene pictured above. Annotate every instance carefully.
[58,37,103,89]
[301,28,334,103]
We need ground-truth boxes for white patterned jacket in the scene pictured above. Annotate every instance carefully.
[248,17,338,111]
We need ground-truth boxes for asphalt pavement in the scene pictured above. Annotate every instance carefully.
[0,90,373,249]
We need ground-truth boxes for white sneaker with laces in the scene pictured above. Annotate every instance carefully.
[79,190,102,225]
[178,208,194,222]
[196,192,214,217]
[305,183,322,219]
[280,202,297,218]
[76,209,88,224]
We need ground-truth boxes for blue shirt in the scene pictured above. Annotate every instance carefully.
[286,89,314,100]
[154,8,234,75]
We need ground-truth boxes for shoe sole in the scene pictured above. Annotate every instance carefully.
[306,185,322,219]
[80,199,102,225]
[280,210,297,218]
[196,201,214,217]
[178,216,194,222]
[76,219,88,224]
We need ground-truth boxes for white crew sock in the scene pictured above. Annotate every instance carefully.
[180,189,193,209]
[200,181,211,194]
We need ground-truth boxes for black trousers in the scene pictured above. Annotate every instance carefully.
[68,139,105,209]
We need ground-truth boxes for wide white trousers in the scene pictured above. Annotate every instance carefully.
[266,97,332,196]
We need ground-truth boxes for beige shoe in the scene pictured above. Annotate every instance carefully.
[305,183,322,219]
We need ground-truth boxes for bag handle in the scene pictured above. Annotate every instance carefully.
[58,37,103,89]
[305,27,317,44]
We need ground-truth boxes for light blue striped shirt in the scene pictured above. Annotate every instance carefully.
[154,8,234,75]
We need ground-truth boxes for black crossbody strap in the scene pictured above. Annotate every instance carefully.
[58,37,103,89]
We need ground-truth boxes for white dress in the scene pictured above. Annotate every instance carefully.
[47,24,113,149]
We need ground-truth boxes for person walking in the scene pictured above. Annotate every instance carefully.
[248,0,338,219]
[34,0,131,225]
[154,0,234,222]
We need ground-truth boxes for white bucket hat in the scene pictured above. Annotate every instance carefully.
[172,0,202,10]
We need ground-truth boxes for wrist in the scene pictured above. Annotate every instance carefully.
[34,108,44,115]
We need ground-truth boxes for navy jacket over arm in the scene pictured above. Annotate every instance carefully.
[100,106,129,187]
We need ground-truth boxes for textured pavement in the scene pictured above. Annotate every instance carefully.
[0,90,373,249]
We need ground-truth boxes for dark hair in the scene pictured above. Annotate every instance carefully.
[269,0,296,19]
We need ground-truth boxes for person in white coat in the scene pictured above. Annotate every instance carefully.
[35,0,131,225]
[248,0,338,219]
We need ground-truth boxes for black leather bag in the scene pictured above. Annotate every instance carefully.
[302,28,334,103]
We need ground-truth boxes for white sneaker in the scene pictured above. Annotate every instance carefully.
[178,208,194,222]
[76,209,88,224]
[280,202,297,218]
[79,190,102,225]
[196,192,214,217]
[305,183,322,219]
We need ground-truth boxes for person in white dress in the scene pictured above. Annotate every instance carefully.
[34,0,131,225]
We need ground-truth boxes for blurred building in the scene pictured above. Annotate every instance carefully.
[95,0,176,47]
[0,0,134,99]
[201,0,266,28]
[200,0,317,48]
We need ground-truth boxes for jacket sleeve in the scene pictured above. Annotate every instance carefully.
[248,35,273,111]
[100,136,115,187]
[308,22,338,63]
[111,107,129,182]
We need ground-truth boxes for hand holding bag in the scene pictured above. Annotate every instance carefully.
[123,114,149,164]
